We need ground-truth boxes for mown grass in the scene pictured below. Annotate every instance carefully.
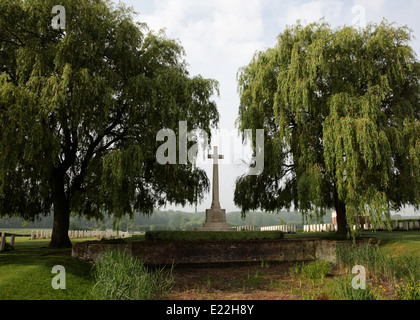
[0,235,171,300]
[0,237,94,300]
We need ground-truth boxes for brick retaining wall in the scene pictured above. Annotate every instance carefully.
[72,238,341,265]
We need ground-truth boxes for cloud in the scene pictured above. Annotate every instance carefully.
[352,0,385,13]
[142,0,264,72]
[142,0,264,47]
[141,0,266,133]
[279,0,345,26]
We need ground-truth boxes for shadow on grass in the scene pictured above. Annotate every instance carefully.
[0,238,96,300]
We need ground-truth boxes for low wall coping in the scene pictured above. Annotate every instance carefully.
[72,238,348,265]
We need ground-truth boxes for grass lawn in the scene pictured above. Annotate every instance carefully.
[284,230,420,256]
[0,230,418,300]
[361,231,420,257]
[0,236,95,300]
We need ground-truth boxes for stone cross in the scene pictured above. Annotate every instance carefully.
[208,146,224,210]
[200,146,231,231]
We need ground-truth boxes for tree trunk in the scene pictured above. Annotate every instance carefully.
[335,200,348,235]
[48,199,72,248]
[333,185,348,235]
[48,173,72,249]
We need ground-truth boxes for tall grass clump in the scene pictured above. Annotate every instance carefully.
[91,250,174,300]
[335,243,420,300]
[333,274,381,300]
[336,243,396,282]
[301,260,333,281]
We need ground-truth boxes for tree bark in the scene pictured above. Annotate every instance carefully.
[48,199,72,248]
[48,172,72,249]
[335,199,348,235]
[333,185,348,235]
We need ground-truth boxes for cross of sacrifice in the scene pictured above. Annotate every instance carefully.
[208,146,224,210]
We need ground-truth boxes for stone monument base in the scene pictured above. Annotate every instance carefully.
[200,208,232,231]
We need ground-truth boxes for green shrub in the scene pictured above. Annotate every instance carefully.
[144,230,284,242]
[301,260,333,281]
[91,250,174,300]
[333,275,380,300]
[289,262,301,278]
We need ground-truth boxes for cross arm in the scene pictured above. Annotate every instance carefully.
[208,155,224,159]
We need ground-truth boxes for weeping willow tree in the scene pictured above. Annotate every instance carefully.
[235,20,420,235]
[0,0,219,248]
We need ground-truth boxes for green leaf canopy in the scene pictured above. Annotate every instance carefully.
[235,20,420,234]
[0,0,219,247]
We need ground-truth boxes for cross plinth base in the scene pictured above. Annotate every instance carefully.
[201,208,232,231]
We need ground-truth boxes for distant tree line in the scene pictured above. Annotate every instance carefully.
[1,209,416,231]
[0,210,336,231]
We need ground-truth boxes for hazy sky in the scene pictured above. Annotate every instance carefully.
[116,0,420,215]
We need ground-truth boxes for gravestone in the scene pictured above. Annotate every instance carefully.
[0,232,5,252]
[201,147,232,231]
[10,235,15,249]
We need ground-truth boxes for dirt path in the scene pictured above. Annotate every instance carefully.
[169,263,303,300]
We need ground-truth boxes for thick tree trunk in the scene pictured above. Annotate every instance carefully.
[335,200,348,235]
[333,185,348,235]
[48,172,72,249]
[48,199,72,248]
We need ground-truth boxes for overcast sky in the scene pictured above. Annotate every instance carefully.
[117,0,420,215]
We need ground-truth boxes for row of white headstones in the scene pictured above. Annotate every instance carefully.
[304,224,336,232]
[259,220,420,233]
[234,225,298,233]
[303,220,420,232]
[29,230,131,240]
[260,225,297,233]
[0,230,132,252]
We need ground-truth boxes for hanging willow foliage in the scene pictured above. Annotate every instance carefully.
[0,0,219,248]
[235,20,420,235]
